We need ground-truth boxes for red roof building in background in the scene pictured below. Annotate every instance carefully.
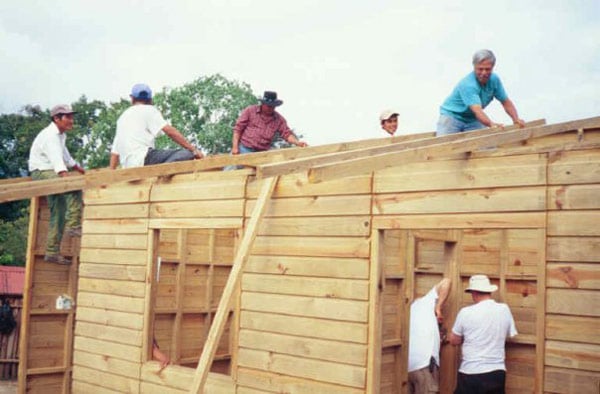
[0,266,25,295]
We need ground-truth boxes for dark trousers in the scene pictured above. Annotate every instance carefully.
[454,370,506,394]
[144,148,194,166]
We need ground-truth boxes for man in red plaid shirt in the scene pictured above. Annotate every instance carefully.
[231,91,307,155]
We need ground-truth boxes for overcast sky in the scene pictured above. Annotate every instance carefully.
[1,0,598,146]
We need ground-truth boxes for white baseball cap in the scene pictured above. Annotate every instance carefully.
[379,109,399,121]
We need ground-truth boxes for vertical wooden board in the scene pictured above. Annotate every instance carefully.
[544,366,600,393]
[546,263,600,290]
[547,148,600,185]
[26,373,65,394]
[27,315,66,369]
[460,229,502,275]
[545,340,600,372]
[184,229,211,262]
[379,347,402,394]
[415,239,446,273]
[382,279,403,343]
[381,229,407,277]
[153,313,175,358]
[414,274,443,299]
[180,313,208,360]
[156,262,178,310]
[212,266,232,308]
[545,314,600,344]
[182,265,209,310]
[546,288,600,317]
[506,229,544,276]
[505,343,536,394]
[510,307,536,337]
[212,228,237,264]
[158,229,181,260]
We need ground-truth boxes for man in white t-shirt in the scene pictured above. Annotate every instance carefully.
[110,83,203,169]
[450,275,517,394]
[408,278,451,394]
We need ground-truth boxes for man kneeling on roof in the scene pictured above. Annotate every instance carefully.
[110,83,204,169]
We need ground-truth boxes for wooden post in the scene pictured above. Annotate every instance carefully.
[188,176,278,393]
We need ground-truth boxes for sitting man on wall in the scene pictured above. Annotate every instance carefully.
[110,83,204,169]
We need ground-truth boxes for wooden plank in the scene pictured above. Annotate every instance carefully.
[83,218,148,234]
[139,382,186,394]
[73,336,142,363]
[546,263,600,290]
[82,203,149,219]
[78,263,147,282]
[241,273,369,300]
[374,187,546,215]
[72,365,139,393]
[151,177,245,201]
[308,117,600,183]
[547,211,600,236]
[373,212,546,229]
[150,200,244,218]
[256,120,546,179]
[75,307,143,331]
[547,237,600,262]
[77,291,145,314]
[366,230,383,393]
[546,288,600,317]
[236,368,364,394]
[18,197,39,393]
[241,292,368,322]
[547,184,600,210]
[79,248,148,266]
[247,195,372,217]
[258,216,371,237]
[84,179,154,205]
[546,314,600,344]
[189,176,278,393]
[374,153,547,193]
[140,363,235,392]
[245,255,369,279]
[252,236,370,258]
[545,340,600,372]
[81,233,148,249]
[74,321,143,347]
[237,348,366,389]
[148,218,243,229]
[238,329,367,366]
[548,148,600,185]
[0,175,84,204]
[247,173,372,198]
[72,380,122,394]
[72,350,140,379]
[239,310,367,344]
[544,366,600,393]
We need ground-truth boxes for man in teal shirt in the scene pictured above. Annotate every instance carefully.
[436,49,525,136]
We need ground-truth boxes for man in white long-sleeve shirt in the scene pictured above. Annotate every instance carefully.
[449,275,517,394]
[29,104,85,265]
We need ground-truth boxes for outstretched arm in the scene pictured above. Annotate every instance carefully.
[435,278,451,322]
[469,104,503,128]
[501,98,525,127]
[162,125,203,159]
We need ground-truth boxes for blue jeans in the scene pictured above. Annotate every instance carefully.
[224,144,260,171]
[144,148,194,166]
[436,114,484,136]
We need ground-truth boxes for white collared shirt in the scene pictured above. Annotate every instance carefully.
[408,286,440,372]
[28,122,77,173]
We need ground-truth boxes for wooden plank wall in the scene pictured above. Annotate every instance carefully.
[545,148,600,394]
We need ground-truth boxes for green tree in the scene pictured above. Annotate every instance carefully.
[0,206,29,266]
[154,74,257,154]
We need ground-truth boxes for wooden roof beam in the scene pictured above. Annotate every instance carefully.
[307,116,600,183]
[255,119,545,179]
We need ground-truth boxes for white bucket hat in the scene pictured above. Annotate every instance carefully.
[465,275,498,293]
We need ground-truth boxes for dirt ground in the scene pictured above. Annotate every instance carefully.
[0,381,16,394]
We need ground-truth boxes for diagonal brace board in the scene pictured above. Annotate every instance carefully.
[255,120,545,179]
[188,176,279,394]
[307,116,600,183]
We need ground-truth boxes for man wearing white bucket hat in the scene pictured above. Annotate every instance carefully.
[449,275,517,394]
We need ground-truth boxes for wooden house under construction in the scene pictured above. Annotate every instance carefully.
[5,117,600,393]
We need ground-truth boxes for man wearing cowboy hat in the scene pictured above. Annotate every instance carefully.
[449,275,517,394]
[231,91,307,156]
[29,104,85,265]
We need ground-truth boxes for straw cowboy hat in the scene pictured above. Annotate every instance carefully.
[465,274,498,293]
